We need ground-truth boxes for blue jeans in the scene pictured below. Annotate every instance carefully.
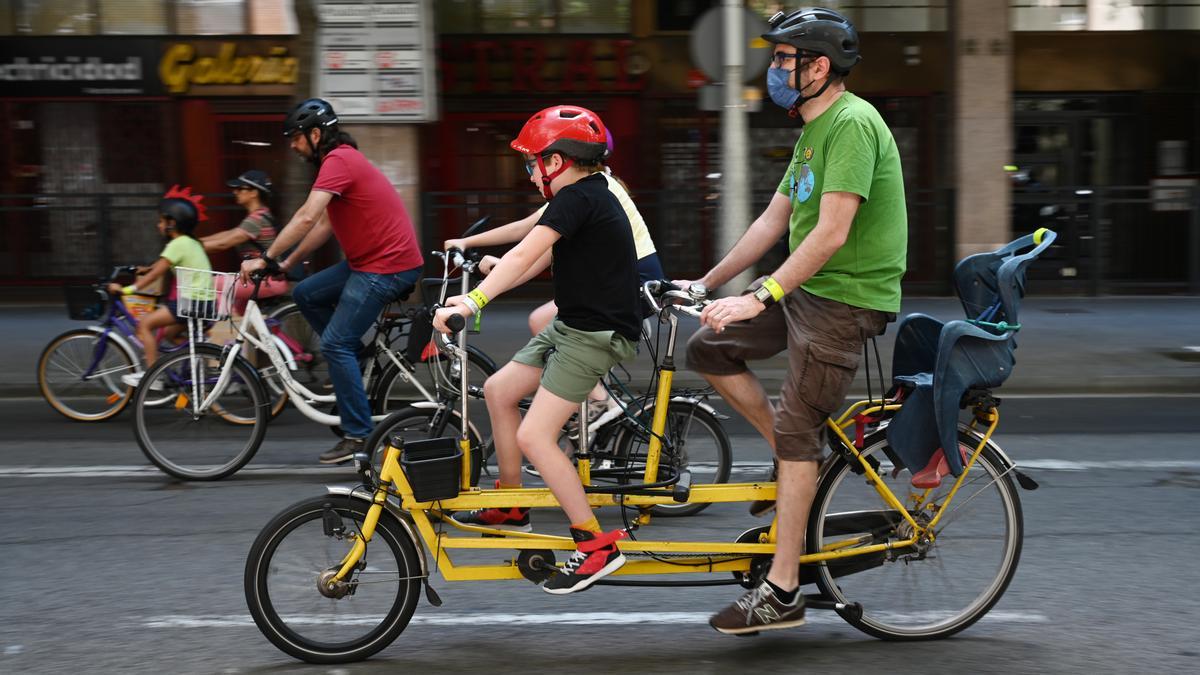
[292,261,421,439]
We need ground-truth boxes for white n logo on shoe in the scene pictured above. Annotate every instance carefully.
[752,603,783,624]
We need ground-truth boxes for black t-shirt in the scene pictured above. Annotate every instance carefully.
[537,173,641,341]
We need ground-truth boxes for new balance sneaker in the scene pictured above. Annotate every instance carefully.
[319,437,364,465]
[451,506,532,532]
[121,371,163,391]
[542,527,627,595]
[709,582,806,635]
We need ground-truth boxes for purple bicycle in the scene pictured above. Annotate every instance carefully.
[38,266,306,421]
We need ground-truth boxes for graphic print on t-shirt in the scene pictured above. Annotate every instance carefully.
[791,164,815,204]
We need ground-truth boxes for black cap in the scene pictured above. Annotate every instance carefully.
[226,169,273,195]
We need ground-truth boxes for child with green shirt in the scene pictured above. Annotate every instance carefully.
[108,185,213,389]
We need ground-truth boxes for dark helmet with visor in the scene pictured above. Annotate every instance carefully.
[763,7,861,75]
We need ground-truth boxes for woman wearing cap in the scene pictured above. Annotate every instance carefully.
[201,169,289,314]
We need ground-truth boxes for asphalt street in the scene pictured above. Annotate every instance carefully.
[2,396,1200,674]
[4,291,1200,673]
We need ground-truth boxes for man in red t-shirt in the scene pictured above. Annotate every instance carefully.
[241,98,423,464]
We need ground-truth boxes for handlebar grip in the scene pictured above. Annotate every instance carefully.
[446,313,466,333]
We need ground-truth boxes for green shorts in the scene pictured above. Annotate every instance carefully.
[512,319,638,403]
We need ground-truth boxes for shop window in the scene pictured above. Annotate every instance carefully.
[745,1,947,31]
[248,0,298,34]
[1011,1,1200,31]
[437,0,629,33]
[99,103,170,184]
[175,0,246,34]
[658,0,719,31]
[558,0,630,33]
[98,0,168,34]
[13,0,96,35]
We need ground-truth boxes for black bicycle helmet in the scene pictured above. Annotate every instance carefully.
[159,198,199,234]
[283,98,339,137]
[763,7,861,74]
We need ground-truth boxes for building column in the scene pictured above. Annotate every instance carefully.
[951,1,1012,259]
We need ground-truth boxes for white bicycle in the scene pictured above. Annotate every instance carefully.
[131,263,486,481]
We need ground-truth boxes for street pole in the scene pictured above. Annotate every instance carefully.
[720,0,752,295]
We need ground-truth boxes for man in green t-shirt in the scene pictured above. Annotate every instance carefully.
[677,8,908,634]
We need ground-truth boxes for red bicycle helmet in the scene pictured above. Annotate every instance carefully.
[511,105,608,198]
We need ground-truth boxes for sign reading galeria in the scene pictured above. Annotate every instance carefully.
[315,0,439,122]
[159,40,299,96]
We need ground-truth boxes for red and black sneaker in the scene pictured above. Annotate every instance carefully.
[542,527,627,595]
[451,506,531,532]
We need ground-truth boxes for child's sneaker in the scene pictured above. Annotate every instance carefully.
[451,506,531,532]
[542,527,627,594]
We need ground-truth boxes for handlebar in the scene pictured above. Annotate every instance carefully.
[642,279,709,318]
[103,265,139,284]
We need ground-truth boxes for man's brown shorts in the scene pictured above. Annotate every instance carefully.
[686,281,889,462]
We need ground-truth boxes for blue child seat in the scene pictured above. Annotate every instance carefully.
[886,229,1057,479]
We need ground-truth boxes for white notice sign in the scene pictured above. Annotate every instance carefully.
[315,0,438,122]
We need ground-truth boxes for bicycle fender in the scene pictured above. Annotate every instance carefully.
[84,326,141,372]
[668,396,727,420]
[323,486,428,578]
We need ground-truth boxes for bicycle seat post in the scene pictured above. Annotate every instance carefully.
[577,398,592,486]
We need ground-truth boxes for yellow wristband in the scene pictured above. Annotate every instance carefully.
[761,277,785,302]
[467,288,489,310]
[122,285,137,296]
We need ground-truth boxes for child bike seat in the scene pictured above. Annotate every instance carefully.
[886,229,1056,484]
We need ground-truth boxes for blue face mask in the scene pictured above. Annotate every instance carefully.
[767,67,800,110]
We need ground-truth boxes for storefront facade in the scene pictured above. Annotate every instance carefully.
[0,6,300,282]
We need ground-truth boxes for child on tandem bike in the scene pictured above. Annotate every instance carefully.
[433,105,640,593]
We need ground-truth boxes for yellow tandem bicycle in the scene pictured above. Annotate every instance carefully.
[244,230,1055,664]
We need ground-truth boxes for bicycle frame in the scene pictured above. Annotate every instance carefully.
[193,287,461,428]
[324,287,1006,587]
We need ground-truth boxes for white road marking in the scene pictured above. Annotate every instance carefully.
[4,645,23,655]
[3,459,1199,480]
[142,610,1048,629]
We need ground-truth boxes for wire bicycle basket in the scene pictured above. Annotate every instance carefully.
[174,267,239,415]
[174,267,237,321]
